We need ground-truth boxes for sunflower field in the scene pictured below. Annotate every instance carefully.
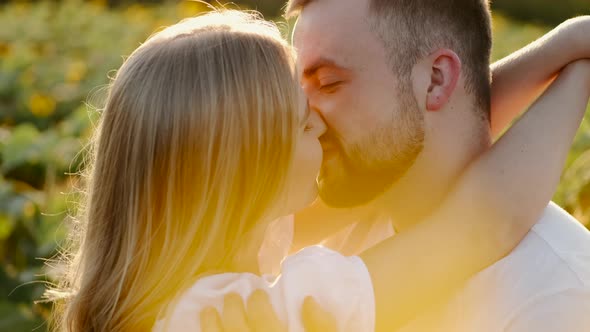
[0,1,588,330]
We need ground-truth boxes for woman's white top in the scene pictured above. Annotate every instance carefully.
[153,246,375,332]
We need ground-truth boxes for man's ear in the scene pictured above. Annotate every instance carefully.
[425,49,462,112]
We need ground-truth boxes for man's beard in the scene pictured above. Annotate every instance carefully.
[318,92,425,208]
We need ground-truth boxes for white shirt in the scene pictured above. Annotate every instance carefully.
[156,202,590,332]
[154,246,375,332]
[399,202,590,332]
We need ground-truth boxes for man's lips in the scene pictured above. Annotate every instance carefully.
[319,137,338,152]
[321,145,339,163]
[321,144,337,154]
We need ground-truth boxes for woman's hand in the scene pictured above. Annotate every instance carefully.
[200,292,337,332]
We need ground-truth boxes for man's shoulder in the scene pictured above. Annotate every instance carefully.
[400,203,590,332]
[471,202,590,294]
[525,202,590,285]
[532,202,590,245]
[443,203,590,330]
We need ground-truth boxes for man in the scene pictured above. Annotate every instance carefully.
[203,0,590,330]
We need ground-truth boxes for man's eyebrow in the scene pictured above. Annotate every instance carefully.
[303,57,343,77]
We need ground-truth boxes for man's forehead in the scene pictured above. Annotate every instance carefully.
[294,31,345,76]
[293,0,373,71]
[294,0,370,39]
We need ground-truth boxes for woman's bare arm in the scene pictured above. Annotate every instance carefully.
[362,60,590,332]
[490,16,590,138]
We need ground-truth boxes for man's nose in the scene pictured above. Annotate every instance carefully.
[306,95,331,121]
[309,110,327,137]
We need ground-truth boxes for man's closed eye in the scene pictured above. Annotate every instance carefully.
[319,81,343,94]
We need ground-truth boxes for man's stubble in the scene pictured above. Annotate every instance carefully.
[318,84,425,208]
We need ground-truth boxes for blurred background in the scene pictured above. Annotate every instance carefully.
[0,0,589,330]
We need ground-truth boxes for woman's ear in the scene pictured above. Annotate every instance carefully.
[425,49,462,112]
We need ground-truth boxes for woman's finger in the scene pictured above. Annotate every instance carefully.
[302,296,338,332]
[200,306,224,332]
[247,289,287,332]
[222,293,251,332]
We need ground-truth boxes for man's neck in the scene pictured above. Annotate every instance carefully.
[378,107,492,232]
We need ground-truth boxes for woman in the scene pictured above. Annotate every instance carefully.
[46,10,590,332]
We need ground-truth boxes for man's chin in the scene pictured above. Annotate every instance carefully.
[318,150,416,208]
[318,174,390,208]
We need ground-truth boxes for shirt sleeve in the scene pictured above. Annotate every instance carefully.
[154,246,375,332]
[504,288,590,332]
[275,246,375,332]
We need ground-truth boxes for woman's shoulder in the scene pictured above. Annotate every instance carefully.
[175,272,267,307]
[154,272,266,331]
[155,246,374,331]
[279,246,376,331]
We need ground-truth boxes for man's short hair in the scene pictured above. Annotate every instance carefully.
[286,0,492,118]
[285,0,312,17]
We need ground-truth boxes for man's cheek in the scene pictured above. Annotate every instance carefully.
[317,92,353,116]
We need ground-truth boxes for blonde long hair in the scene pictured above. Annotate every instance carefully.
[47,10,300,331]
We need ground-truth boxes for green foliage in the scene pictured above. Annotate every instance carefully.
[0,0,211,329]
[492,0,590,26]
[0,1,589,331]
